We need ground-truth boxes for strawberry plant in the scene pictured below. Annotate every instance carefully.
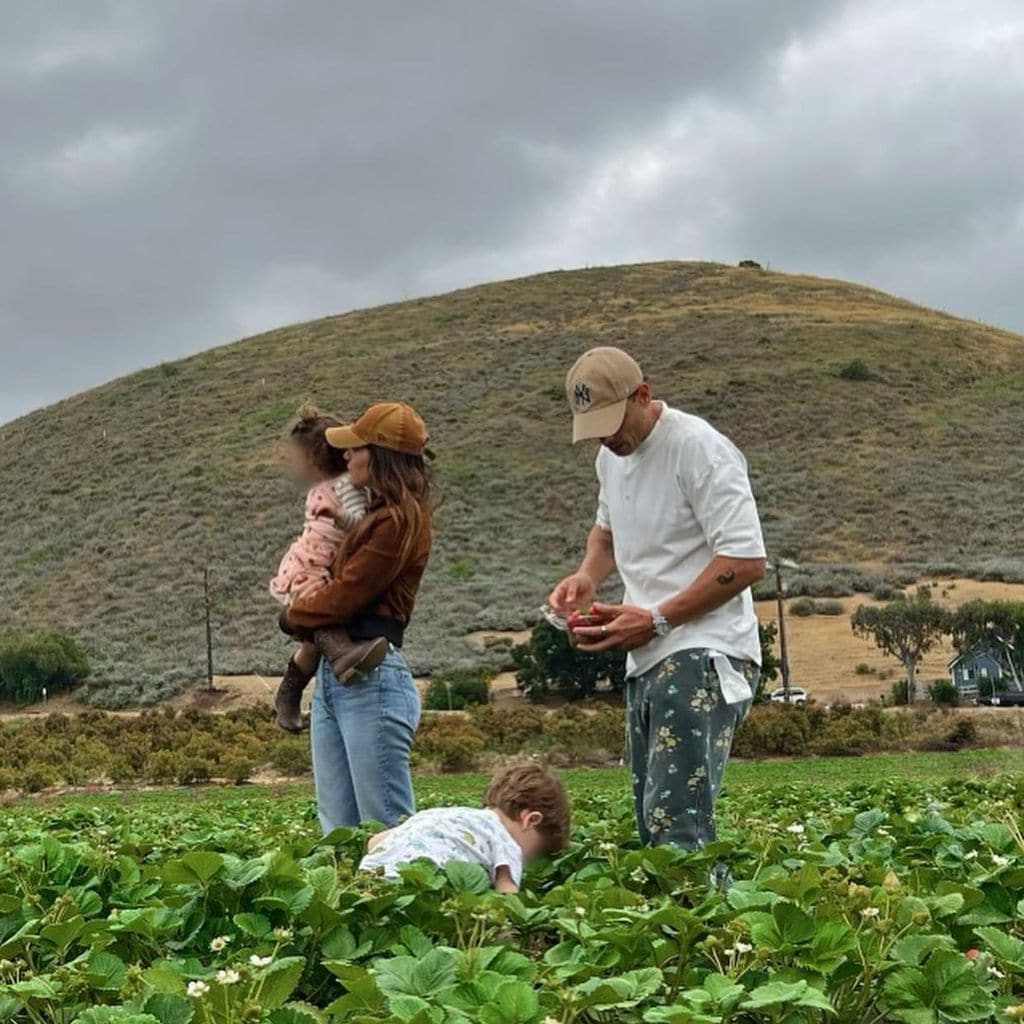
[0,765,1022,1021]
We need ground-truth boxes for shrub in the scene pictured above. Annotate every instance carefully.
[854,663,875,676]
[0,630,90,705]
[544,705,624,763]
[837,359,874,381]
[945,716,977,749]
[416,717,485,772]
[734,705,815,757]
[928,679,959,707]
[815,600,844,616]
[146,750,180,784]
[269,739,312,776]
[220,754,255,785]
[470,705,546,751]
[872,583,899,601]
[789,597,816,617]
[423,668,491,711]
[512,622,626,701]
[809,716,881,756]
[890,679,909,706]
[176,757,213,785]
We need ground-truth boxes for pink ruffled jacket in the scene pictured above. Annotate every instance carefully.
[270,475,368,605]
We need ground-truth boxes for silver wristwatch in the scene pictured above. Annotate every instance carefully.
[650,608,671,637]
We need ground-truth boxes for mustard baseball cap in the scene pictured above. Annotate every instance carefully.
[325,402,435,459]
[565,347,644,442]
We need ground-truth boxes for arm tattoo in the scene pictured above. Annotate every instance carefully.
[716,569,736,586]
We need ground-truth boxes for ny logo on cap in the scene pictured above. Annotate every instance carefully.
[573,381,592,408]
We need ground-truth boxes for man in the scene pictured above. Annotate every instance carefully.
[548,346,766,849]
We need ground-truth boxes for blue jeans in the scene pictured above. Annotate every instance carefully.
[310,646,420,833]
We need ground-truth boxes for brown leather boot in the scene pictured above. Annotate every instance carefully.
[274,657,313,733]
[315,628,390,685]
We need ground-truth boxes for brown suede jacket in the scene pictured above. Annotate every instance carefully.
[286,500,432,630]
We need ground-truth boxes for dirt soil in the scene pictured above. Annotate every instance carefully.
[1,578,1020,720]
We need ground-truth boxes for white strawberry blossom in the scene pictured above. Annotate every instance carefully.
[992,854,1010,867]
[216,969,241,985]
[861,907,881,918]
[272,927,293,941]
[186,981,209,998]
[250,955,273,968]
[725,940,753,955]
[209,935,232,952]
[786,823,805,835]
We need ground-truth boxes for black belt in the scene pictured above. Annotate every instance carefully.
[346,613,406,648]
[279,610,406,648]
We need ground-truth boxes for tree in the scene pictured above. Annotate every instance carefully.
[512,622,626,701]
[949,599,1024,692]
[755,621,780,702]
[850,587,950,703]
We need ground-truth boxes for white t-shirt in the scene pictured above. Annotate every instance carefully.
[595,405,766,677]
[359,807,523,886]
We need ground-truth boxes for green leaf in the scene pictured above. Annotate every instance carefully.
[255,886,314,916]
[40,916,85,952]
[86,951,128,992]
[255,956,306,1009]
[398,925,435,958]
[376,948,460,998]
[142,994,194,1024]
[478,980,540,1024]
[232,912,272,939]
[73,1011,162,1024]
[268,1004,327,1024]
[444,862,491,894]
[742,980,833,1012]
[975,926,1024,971]
[0,996,22,1023]
[883,950,994,1023]
[141,964,187,997]
[163,852,224,886]
[852,809,886,836]
[575,968,664,1010]
[890,933,957,966]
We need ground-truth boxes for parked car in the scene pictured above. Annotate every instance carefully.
[979,690,1024,707]
[769,686,808,706]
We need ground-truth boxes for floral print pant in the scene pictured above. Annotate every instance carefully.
[626,648,755,848]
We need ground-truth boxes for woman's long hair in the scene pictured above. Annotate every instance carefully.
[349,445,434,568]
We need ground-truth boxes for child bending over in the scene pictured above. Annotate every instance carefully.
[359,763,570,892]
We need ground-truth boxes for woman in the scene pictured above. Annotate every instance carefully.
[283,401,434,833]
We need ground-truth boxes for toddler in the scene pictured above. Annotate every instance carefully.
[270,405,389,732]
[360,763,570,892]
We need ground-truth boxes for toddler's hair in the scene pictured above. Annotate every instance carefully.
[289,403,348,479]
[485,763,571,854]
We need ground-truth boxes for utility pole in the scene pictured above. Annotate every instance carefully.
[204,567,214,692]
[775,562,791,700]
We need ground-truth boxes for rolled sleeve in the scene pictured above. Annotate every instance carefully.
[681,439,766,559]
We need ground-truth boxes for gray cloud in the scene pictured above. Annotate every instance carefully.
[2,0,1022,424]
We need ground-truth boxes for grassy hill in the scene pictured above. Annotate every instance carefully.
[2,261,1024,703]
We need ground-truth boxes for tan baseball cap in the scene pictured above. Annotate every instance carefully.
[565,347,644,442]
[325,402,435,459]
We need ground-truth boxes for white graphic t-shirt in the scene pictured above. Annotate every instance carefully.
[359,807,523,885]
[595,405,766,677]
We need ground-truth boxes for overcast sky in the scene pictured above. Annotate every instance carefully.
[2,1,1022,424]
